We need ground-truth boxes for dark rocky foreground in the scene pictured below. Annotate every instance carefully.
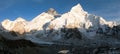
[0,36,120,54]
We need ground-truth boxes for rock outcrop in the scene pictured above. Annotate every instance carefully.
[46,8,59,16]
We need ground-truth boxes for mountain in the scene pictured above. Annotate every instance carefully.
[0,4,119,47]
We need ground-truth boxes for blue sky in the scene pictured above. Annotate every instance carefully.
[0,0,119,21]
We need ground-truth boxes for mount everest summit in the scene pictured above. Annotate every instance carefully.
[0,4,119,46]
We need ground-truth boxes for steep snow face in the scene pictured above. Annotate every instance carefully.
[25,12,54,32]
[70,4,87,23]
[86,14,116,29]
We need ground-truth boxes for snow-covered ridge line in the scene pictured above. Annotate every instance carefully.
[1,4,116,34]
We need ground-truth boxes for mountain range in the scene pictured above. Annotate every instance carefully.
[0,4,119,47]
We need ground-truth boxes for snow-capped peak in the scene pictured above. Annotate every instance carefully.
[70,4,84,12]
[15,17,26,22]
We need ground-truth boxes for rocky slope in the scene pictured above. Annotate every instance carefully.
[0,3,120,48]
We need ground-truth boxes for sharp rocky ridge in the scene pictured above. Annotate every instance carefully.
[0,4,119,46]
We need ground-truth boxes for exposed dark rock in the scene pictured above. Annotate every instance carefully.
[61,28,82,39]
[10,31,18,36]
[46,8,61,18]
[47,8,58,15]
